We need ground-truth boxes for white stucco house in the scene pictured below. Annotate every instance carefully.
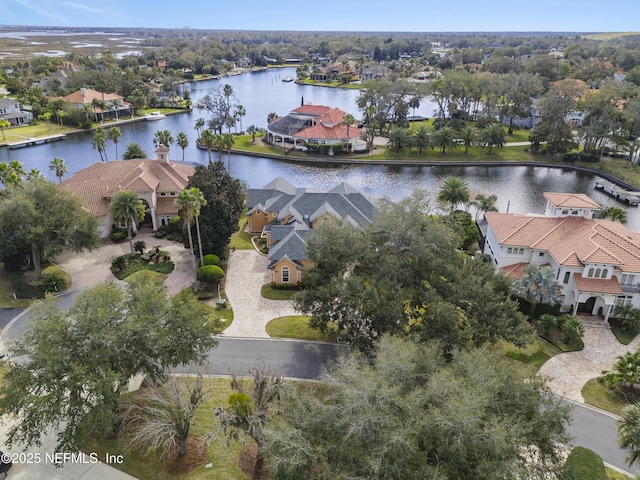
[482,192,640,321]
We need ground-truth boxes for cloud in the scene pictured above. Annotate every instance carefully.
[11,0,64,21]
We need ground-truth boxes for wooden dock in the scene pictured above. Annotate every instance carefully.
[6,133,66,149]
[595,180,640,206]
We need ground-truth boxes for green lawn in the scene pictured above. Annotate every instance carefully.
[606,467,634,479]
[582,378,628,416]
[266,315,335,342]
[0,122,79,145]
[260,284,299,300]
[229,210,255,250]
[83,378,250,480]
[611,325,640,345]
[497,337,562,377]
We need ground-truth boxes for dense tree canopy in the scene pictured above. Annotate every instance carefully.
[295,191,531,353]
[0,276,221,453]
[186,161,244,256]
[0,176,99,275]
[265,335,570,480]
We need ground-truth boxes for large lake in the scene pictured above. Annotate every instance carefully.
[1,67,638,228]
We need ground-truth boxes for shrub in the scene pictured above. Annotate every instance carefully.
[561,446,605,480]
[168,216,181,232]
[133,240,146,254]
[559,315,585,344]
[109,224,136,243]
[111,255,128,271]
[579,150,600,162]
[202,254,220,266]
[197,265,225,284]
[475,116,498,129]
[42,273,67,293]
[538,314,558,336]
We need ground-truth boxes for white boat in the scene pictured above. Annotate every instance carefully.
[282,76,294,82]
[144,111,167,121]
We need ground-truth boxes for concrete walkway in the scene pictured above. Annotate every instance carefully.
[222,250,299,337]
[538,317,640,402]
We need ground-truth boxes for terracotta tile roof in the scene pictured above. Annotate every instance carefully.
[500,262,530,279]
[485,212,640,273]
[574,273,623,295]
[292,104,333,116]
[317,108,346,124]
[543,192,601,209]
[59,159,193,216]
[293,123,363,140]
[60,88,128,107]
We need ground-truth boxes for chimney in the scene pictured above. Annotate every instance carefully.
[80,87,86,97]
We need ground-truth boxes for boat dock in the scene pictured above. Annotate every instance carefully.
[6,133,66,149]
[595,180,640,206]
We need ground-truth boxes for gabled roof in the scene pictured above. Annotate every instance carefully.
[291,104,333,116]
[310,201,342,222]
[267,230,312,264]
[329,182,359,194]
[543,192,601,210]
[59,88,128,107]
[317,107,346,125]
[263,177,297,195]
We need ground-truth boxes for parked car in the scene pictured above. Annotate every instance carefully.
[0,450,12,480]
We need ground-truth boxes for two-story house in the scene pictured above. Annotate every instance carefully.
[482,192,640,321]
[0,97,33,126]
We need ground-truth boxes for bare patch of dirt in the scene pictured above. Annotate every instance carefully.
[160,435,208,476]
[238,442,268,480]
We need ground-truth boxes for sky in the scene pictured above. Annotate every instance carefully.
[0,0,639,33]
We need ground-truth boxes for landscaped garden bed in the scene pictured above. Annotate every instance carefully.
[110,248,175,280]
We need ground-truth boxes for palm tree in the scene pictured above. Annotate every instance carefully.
[176,132,189,162]
[199,129,216,164]
[91,128,107,162]
[412,125,432,154]
[458,126,477,155]
[191,188,207,268]
[123,143,148,160]
[342,113,356,137]
[109,190,146,254]
[599,206,628,225]
[0,160,26,189]
[267,112,277,123]
[234,105,246,133]
[0,119,11,141]
[26,168,42,180]
[154,130,174,148]
[194,118,206,138]
[433,127,457,154]
[247,125,260,143]
[364,104,377,152]
[223,133,235,170]
[513,264,562,320]
[480,123,507,154]
[618,402,640,466]
[49,157,67,183]
[107,126,122,160]
[175,189,198,273]
[437,177,470,214]
[213,133,225,163]
[472,193,498,220]
[387,127,410,153]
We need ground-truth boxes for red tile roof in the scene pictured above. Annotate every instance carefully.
[293,123,363,140]
[485,212,640,273]
[292,104,333,116]
[317,108,347,125]
[574,273,623,295]
[59,159,193,215]
[543,192,601,209]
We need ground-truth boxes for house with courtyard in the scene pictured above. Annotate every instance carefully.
[481,192,640,321]
[265,103,366,152]
[247,177,387,284]
[59,146,193,237]
[0,97,33,126]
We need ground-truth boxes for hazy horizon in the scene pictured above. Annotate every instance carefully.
[1,0,638,33]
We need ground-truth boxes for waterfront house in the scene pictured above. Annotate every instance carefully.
[56,88,132,121]
[247,177,386,284]
[0,97,33,126]
[265,103,366,152]
[481,192,640,321]
[59,147,193,237]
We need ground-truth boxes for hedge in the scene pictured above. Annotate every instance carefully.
[197,264,225,284]
[562,446,606,480]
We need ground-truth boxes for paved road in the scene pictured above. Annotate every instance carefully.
[2,295,638,477]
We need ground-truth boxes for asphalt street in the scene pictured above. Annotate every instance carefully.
[1,294,639,476]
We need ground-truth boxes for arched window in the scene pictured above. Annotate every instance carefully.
[563,272,570,284]
[507,248,512,254]
[281,266,290,283]
[588,268,594,277]
[602,269,608,278]
[519,248,524,254]
[595,268,601,278]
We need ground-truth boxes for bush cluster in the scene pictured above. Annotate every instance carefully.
[305,142,351,155]
[197,264,225,284]
[109,224,136,243]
